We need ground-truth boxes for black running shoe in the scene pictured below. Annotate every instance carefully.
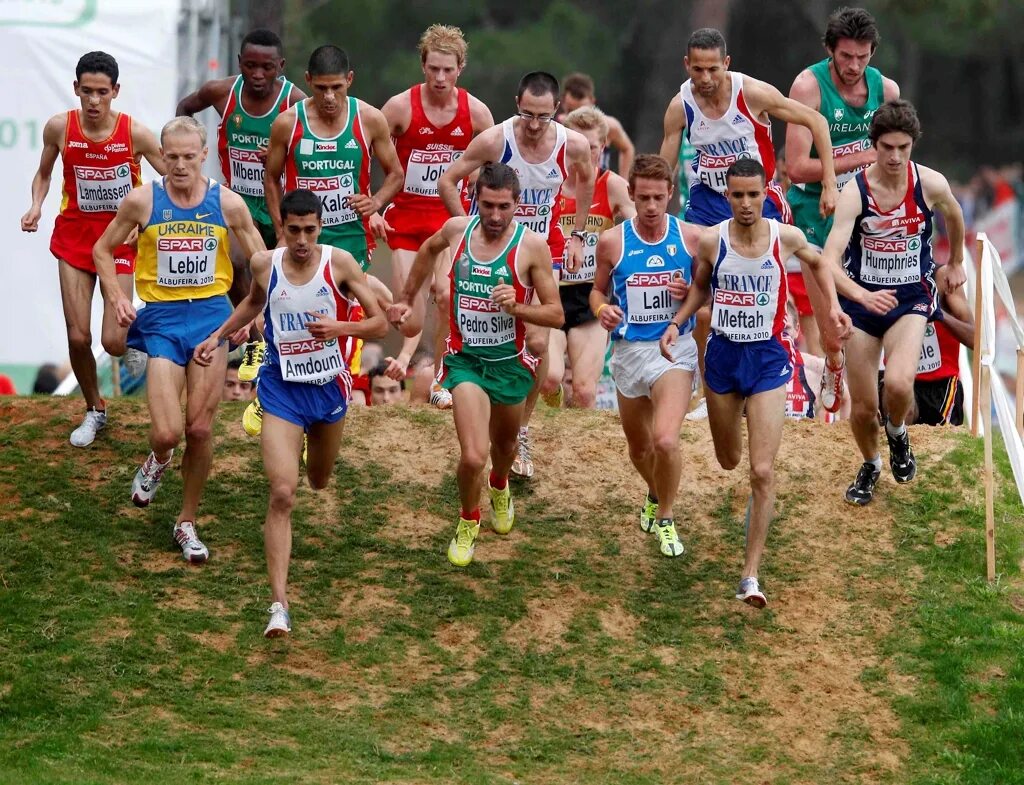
[845,462,881,505]
[886,426,917,483]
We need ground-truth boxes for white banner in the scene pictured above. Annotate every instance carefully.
[976,199,1020,274]
[0,0,180,366]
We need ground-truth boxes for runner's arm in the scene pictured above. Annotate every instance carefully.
[564,129,596,273]
[935,267,975,347]
[469,95,495,135]
[193,253,271,365]
[606,114,635,179]
[176,78,231,117]
[589,228,624,331]
[132,120,168,176]
[308,250,388,341]
[606,172,636,221]
[360,105,404,214]
[263,111,293,238]
[786,224,852,349]
[367,274,421,377]
[380,92,411,137]
[389,219,464,336]
[660,230,714,358]
[93,188,149,324]
[505,232,563,328]
[658,96,685,175]
[439,129,500,217]
[222,188,268,261]
[920,166,966,291]
[21,114,64,232]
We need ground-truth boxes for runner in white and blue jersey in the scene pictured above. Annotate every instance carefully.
[591,154,703,560]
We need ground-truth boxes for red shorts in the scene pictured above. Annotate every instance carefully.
[51,214,135,275]
[385,203,450,252]
[787,271,813,317]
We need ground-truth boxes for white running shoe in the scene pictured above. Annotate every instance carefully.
[69,408,107,448]
[264,602,291,638]
[820,351,846,414]
[121,348,148,377]
[172,520,209,564]
[429,385,453,410]
[511,426,534,479]
[685,398,708,422]
[736,577,767,608]
[131,451,172,508]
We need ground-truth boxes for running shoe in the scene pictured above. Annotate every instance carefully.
[886,425,917,484]
[121,348,148,377]
[639,495,658,533]
[654,518,684,557]
[70,407,107,448]
[845,461,881,506]
[242,397,264,437]
[820,351,846,414]
[238,340,266,383]
[172,520,209,564]
[429,384,453,410]
[541,384,564,409]
[511,426,534,479]
[264,602,291,638]
[685,397,708,422]
[489,483,515,535]
[736,576,767,608]
[447,517,480,567]
[131,450,172,507]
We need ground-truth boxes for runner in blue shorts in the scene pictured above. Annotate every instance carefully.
[662,158,849,608]
[821,100,966,506]
[195,188,386,638]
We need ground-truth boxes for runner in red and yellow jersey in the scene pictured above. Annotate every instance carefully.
[21,51,164,447]
[379,25,494,404]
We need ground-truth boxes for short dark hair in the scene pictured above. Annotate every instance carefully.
[628,154,674,191]
[227,358,243,371]
[823,7,880,52]
[308,45,350,76]
[280,189,323,220]
[517,71,559,103]
[687,28,727,58]
[869,100,921,145]
[33,363,61,394]
[240,28,283,55]
[76,51,118,84]
[562,72,595,100]
[475,162,521,201]
[369,363,405,389]
[726,158,766,185]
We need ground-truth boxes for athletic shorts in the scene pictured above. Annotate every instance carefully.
[840,284,937,339]
[788,184,830,251]
[320,227,372,271]
[439,350,537,406]
[258,361,349,429]
[685,181,791,227]
[51,214,135,275]
[559,282,595,332]
[384,203,449,252]
[255,219,278,251]
[914,375,964,426]
[704,332,793,398]
[610,334,697,399]
[127,295,231,367]
[787,272,814,317]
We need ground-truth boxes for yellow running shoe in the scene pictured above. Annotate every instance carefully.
[302,434,308,466]
[654,518,684,557]
[489,483,515,535]
[447,517,480,567]
[541,384,564,409]
[639,495,658,533]
[242,397,264,437]
[238,340,266,382]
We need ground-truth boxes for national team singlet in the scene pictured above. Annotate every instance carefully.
[558,169,615,285]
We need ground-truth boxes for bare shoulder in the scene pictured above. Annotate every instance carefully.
[357,100,388,132]
[466,93,495,130]
[43,112,69,144]
[249,249,274,274]
[777,222,808,252]
[380,89,411,131]
[882,76,900,101]
[564,126,590,155]
[788,68,820,106]
[678,220,706,255]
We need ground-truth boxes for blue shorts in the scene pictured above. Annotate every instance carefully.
[684,181,790,227]
[127,295,231,367]
[704,333,793,398]
[840,283,937,339]
[257,362,348,429]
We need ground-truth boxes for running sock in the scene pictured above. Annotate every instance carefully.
[461,508,481,523]
[885,419,907,438]
[489,471,508,490]
[646,492,658,504]
[869,455,883,471]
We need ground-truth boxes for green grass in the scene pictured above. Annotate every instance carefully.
[1,397,1022,784]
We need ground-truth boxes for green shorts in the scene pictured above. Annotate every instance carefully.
[788,185,833,251]
[440,351,536,406]
[321,228,370,271]
[255,219,278,251]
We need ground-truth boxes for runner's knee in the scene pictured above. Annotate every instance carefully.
[714,444,741,471]
[459,449,488,475]
[307,469,331,492]
[268,479,297,513]
[526,330,548,357]
[571,380,596,408]
[184,420,213,445]
[653,431,679,458]
[151,427,180,454]
[67,324,92,353]
[749,461,775,491]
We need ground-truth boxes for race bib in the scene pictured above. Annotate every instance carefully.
[917,322,942,375]
[403,149,462,197]
[456,293,515,346]
[74,164,134,213]
[860,235,922,286]
[156,237,218,288]
[515,203,553,236]
[560,232,598,284]
[712,287,774,342]
[832,138,872,187]
[227,147,264,197]
[297,174,357,226]
[625,271,678,324]
[277,336,345,384]
[696,151,746,194]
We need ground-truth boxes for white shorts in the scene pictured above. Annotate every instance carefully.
[610,335,697,399]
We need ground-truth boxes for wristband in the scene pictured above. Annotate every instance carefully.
[570,229,587,242]
[595,303,608,318]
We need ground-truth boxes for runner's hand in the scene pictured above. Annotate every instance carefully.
[368,212,393,241]
[858,288,898,315]
[305,310,341,340]
[384,355,409,380]
[387,302,412,328]
[193,335,222,367]
[20,206,41,232]
[112,294,137,328]
[598,303,624,332]
[227,322,251,346]
[256,144,268,164]
[345,194,377,219]
[659,322,680,360]
[668,274,689,300]
[822,307,853,354]
[125,226,139,248]
[492,279,518,315]
[564,235,584,274]
[942,263,966,294]
[818,182,839,219]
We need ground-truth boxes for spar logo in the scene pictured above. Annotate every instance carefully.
[714,289,755,307]
[158,238,218,252]
[73,165,117,180]
[229,147,261,163]
[863,236,917,253]
[516,204,551,217]
[297,174,353,190]
[410,149,459,164]
[279,338,336,355]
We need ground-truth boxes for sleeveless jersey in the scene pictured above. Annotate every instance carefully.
[797,58,884,195]
[845,162,935,289]
[217,75,294,225]
[681,72,776,194]
[392,85,472,212]
[448,217,533,362]
[136,178,232,302]
[917,319,959,380]
[710,219,788,342]
[498,117,568,260]
[284,98,371,249]
[58,110,141,220]
[610,216,694,341]
[558,169,615,285]
[782,334,817,420]
[263,245,351,386]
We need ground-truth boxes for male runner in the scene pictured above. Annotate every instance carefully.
[94,117,266,563]
[822,101,965,504]
[557,73,635,178]
[264,45,403,276]
[550,106,635,408]
[438,71,594,478]
[379,24,494,407]
[21,51,164,446]
[389,163,563,566]
[661,158,849,607]
[786,7,900,391]
[194,189,385,637]
[590,154,700,557]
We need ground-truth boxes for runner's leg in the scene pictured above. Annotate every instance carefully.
[177,344,228,525]
[741,384,787,580]
[262,412,305,607]
[57,261,103,409]
[566,320,607,409]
